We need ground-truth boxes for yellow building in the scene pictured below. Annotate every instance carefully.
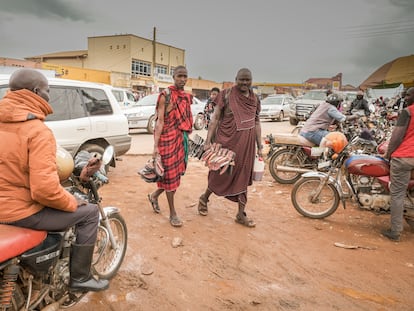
[25,34,188,96]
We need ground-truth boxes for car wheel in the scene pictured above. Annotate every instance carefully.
[289,117,298,125]
[147,115,156,134]
[194,113,205,130]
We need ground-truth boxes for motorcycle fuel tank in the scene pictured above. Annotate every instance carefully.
[345,155,390,177]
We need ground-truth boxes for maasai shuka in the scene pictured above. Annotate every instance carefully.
[155,86,193,191]
[227,87,258,131]
[207,86,260,203]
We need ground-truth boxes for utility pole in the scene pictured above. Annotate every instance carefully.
[152,27,157,91]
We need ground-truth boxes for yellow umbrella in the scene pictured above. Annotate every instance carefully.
[359,55,414,90]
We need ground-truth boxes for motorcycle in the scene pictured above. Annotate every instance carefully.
[0,146,128,310]
[290,139,414,230]
[265,133,327,184]
[265,120,378,184]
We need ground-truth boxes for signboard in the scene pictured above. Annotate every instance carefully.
[155,73,173,83]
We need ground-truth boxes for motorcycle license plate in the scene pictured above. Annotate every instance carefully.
[318,160,331,169]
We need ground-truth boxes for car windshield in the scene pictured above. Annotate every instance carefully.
[262,97,283,105]
[302,91,326,100]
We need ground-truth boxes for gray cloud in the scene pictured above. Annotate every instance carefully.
[389,0,414,11]
[0,0,412,87]
[1,0,92,22]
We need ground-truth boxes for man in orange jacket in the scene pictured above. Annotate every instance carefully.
[0,68,108,292]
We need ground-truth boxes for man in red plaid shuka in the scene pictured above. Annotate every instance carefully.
[148,66,193,227]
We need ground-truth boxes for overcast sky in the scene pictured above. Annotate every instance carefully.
[1,0,413,87]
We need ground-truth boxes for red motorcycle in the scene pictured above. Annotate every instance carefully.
[290,141,414,230]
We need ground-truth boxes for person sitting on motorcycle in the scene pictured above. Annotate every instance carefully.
[350,90,371,117]
[382,86,414,241]
[299,93,358,147]
[0,69,109,292]
[204,87,220,129]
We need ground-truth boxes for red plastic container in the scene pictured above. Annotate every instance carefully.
[345,155,390,177]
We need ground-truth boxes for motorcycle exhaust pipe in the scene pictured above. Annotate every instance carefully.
[276,165,312,174]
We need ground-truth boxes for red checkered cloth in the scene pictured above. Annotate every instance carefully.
[156,86,193,191]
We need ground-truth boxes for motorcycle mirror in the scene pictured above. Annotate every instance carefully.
[102,146,115,165]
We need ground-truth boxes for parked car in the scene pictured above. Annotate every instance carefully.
[111,87,138,109]
[124,93,206,134]
[259,94,294,121]
[289,89,328,125]
[0,75,131,162]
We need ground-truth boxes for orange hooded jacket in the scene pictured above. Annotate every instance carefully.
[0,89,77,223]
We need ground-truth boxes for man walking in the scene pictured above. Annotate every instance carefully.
[198,68,262,227]
[382,87,414,241]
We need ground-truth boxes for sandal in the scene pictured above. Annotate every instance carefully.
[235,212,256,228]
[148,193,160,214]
[169,215,183,227]
[198,195,208,216]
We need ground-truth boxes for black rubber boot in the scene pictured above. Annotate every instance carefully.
[69,243,109,292]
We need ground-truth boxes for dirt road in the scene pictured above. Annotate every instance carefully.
[71,152,414,311]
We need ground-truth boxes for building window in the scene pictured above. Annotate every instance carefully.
[155,65,167,75]
[170,67,175,76]
[131,60,152,77]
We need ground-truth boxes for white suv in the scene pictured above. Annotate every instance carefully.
[0,75,131,161]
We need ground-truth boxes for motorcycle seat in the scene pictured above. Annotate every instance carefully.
[273,133,315,147]
[0,225,47,263]
[273,133,302,145]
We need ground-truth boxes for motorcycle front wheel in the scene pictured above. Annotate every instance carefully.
[291,177,340,218]
[93,213,128,279]
[269,148,302,184]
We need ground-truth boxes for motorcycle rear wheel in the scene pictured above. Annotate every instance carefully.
[269,149,302,184]
[291,177,340,218]
[93,213,128,279]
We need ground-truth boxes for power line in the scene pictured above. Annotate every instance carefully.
[341,20,414,38]
[343,19,414,30]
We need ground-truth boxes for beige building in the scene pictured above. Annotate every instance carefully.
[26,34,190,96]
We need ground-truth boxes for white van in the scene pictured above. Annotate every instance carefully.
[111,87,137,109]
[0,75,131,161]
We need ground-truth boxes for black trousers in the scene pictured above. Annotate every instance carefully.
[11,203,99,244]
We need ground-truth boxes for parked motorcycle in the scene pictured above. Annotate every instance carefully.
[265,120,379,184]
[290,139,414,230]
[0,146,127,310]
[265,133,326,184]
